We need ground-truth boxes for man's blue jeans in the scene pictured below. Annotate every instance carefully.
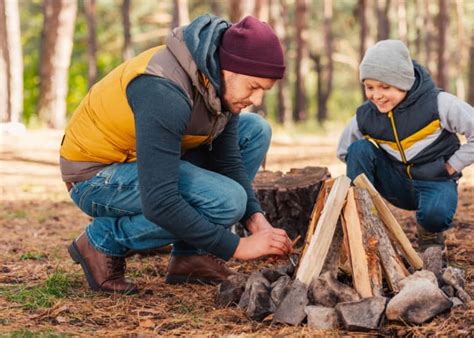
[69,113,271,257]
[346,140,458,233]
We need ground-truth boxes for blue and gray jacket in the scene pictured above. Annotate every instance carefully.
[337,62,474,181]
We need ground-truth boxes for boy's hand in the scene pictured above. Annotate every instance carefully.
[445,162,457,176]
[233,225,292,261]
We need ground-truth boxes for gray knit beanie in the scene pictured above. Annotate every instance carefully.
[359,39,415,91]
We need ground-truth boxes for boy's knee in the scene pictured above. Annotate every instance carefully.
[417,205,454,233]
[347,139,378,159]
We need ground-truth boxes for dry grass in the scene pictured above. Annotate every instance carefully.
[0,128,472,336]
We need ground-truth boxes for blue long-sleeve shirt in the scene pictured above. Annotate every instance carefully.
[127,74,262,260]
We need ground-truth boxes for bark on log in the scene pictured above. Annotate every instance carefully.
[354,187,408,293]
[253,167,330,242]
[353,188,384,297]
[353,174,423,269]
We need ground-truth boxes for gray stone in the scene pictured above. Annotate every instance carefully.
[273,279,309,326]
[261,268,286,283]
[442,267,465,289]
[455,287,472,304]
[441,285,455,297]
[308,271,360,307]
[386,278,452,324]
[238,272,274,321]
[270,275,291,307]
[238,271,267,309]
[276,263,295,277]
[422,247,444,280]
[399,270,438,289]
[449,297,465,308]
[305,305,339,330]
[215,274,247,307]
[335,297,387,331]
[442,267,472,303]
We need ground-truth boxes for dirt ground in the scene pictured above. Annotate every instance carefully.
[0,128,473,336]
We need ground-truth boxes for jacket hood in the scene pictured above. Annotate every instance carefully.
[166,19,226,114]
[397,61,437,110]
[183,14,229,94]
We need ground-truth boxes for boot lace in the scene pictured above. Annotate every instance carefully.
[106,256,126,281]
[206,254,226,266]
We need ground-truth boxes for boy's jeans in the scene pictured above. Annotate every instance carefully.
[346,140,458,233]
[68,113,271,257]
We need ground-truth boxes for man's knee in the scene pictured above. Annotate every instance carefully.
[347,139,378,160]
[241,113,272,144]
[220,182,247,224]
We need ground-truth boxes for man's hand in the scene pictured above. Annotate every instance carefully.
[233,216,292,260]
[445,162,457,176]
[245,212,273,234]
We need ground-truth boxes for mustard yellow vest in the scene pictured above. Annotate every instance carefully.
[61,30,230,165]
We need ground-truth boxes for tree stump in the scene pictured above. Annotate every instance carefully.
[253,166,330,244]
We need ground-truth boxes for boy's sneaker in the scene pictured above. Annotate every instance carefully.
[417,225,447,279]
[417,225,445,251]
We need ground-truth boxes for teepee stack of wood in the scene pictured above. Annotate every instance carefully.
[272,173,424,326]
[295,174,423,295]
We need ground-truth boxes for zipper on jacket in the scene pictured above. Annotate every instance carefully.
[387,110,413,179]
[206,115,220,151]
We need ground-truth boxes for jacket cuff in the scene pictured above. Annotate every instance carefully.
[241,201,263,224]
[447,155,465,173]
[209,229,240,261]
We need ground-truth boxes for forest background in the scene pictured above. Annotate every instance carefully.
[1,0,474,131]
[1,1,474,335]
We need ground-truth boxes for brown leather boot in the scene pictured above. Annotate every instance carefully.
[165,254,237,285]
[68,232,138,294]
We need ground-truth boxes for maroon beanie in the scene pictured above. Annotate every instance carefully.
[219,16,285,79]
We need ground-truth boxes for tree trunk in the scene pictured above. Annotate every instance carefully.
[229,0,255,22]
[293,0,307,122]
[376,0,391,41]
[436,0,449,90]
[454,0,466,100]
[0,0,23,123]
[253,167,330,241]
[415,0,423,58]
[320,0,333,123]
[271,0,292,126]
[38,0,77,129]
[171,0,190,29]
[468,34,474,106]
[84,0,97,88]
[0,0,9,122]
[424,0,435,75]
[251,0,270,116]
[210,0,222,17]
[311,0,334,123]
[122,0,133,60]
[358,0,369,100]
[396,0,408,45]
[253,0,269,21]
[229,0,242,23]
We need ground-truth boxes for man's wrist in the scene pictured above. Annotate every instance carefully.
[246,212,269,233]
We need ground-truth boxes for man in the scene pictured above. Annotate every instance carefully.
[60,14,292,294]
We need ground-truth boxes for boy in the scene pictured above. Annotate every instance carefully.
[337,40,473,254]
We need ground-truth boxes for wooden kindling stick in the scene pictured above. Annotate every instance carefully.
[353,174,423,270]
